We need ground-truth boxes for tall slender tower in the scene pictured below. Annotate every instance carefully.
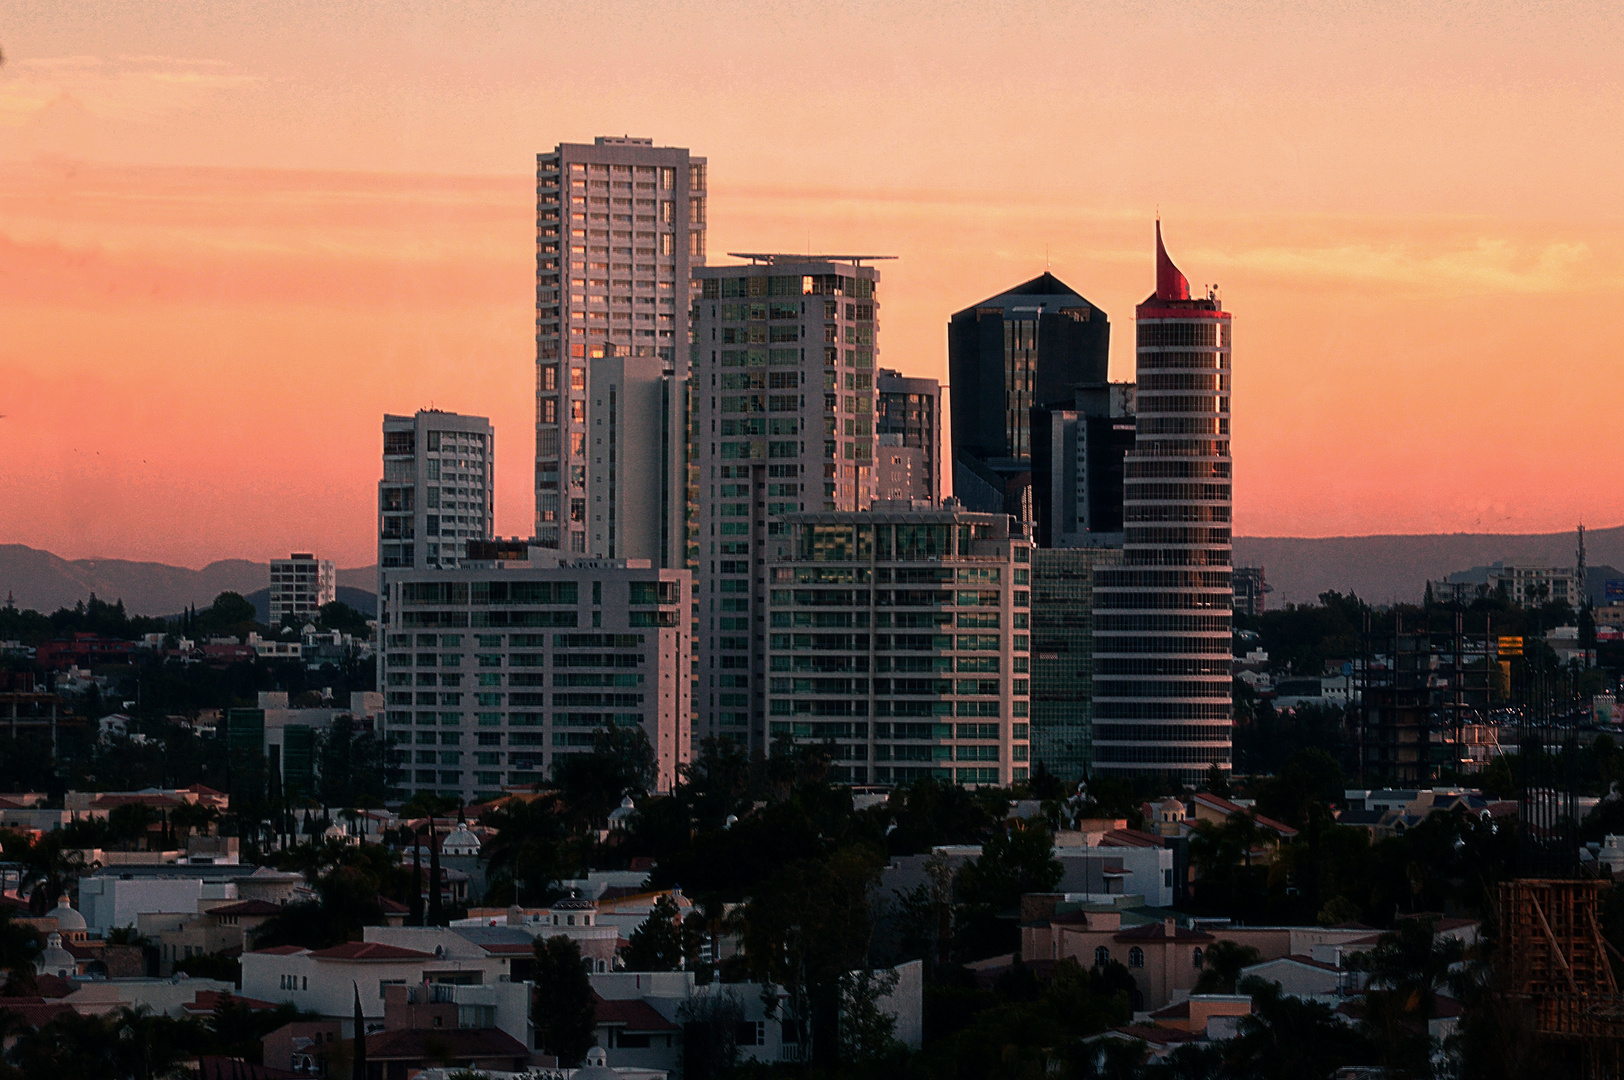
[1090,224,1233,784]
[691,255,885,751]
[534,137,705,556]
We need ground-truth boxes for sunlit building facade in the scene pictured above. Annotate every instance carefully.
[534,137,705,555]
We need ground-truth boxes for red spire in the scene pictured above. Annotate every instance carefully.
[1155,220,1190,301]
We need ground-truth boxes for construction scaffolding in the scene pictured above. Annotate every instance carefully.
[1498,879,1624,1074]
[1357,611,1493,785]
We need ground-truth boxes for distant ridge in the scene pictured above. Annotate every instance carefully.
[0,544,376,618]
[1234,525,1624,607]
[4,528,1619,618]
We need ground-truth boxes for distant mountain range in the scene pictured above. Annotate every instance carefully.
[0,544,376,618]
[3,528,1620,618]
[1233,525,1624,607]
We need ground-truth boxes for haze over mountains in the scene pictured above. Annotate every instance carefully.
[0,544,377,619]
[1,527,1619,617]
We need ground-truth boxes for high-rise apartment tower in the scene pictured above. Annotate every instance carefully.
[875,369,942,504]
[1090,225,1234,784]
[692,255,886,751]
[379,411,495,575]
[534,137,705,555]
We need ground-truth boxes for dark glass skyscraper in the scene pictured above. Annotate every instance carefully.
[1090,225,1234,784]
[947,273,1110,527]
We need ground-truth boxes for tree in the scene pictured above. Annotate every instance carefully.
[480,796,568,905]
[316,715,390,808]
[622,895,693,972]
[838,967,902,1065]
[1192,939,1261,994]
[317,601,371,636]
[195,592,259,638]
[531,935,596,1066]
[0,907,42,994]
[552,725,656,832]
[886,777,997,855]
[738,843,886,1069]
[168,801,217,846]
[250,866,387,950]
[1349,916,1465,1077]
[1224,977,1377,1080]
[954,821,1063,914]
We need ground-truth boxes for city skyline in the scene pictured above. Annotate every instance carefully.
[4,2,1624,567]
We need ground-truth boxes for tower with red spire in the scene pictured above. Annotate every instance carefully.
[1089,222,1234,784]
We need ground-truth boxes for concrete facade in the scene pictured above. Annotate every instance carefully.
[378,551,692,804]
[269,553,336,625]
[534,137,705,554]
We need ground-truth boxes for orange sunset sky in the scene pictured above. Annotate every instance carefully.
[2,1,1622,569]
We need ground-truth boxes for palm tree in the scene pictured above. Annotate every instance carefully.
[1349,916,1466,1076]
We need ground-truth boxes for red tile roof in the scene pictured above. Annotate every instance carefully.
[360,1027,529,1061]
[1098,828,1165,848]
[1149,1000,1191,1020]
[195,1057,302,1080]
[1192,793,1299,837]
[32,974,75,999]
[183,990,281,1013]
[1110,1022,1199,1046]
[309,941,436,961]
[209,900,283,917]
[0,998,75,1028]
[591,993,680,1032]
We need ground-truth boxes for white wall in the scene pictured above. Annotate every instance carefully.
[79,876,238,934]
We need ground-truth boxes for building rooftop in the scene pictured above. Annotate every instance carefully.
[309,942,436,962]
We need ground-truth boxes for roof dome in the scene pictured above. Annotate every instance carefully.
[36,932,75,978]
[441,824,482,856]
[49,897,86,933]
[571,1046,618,1080]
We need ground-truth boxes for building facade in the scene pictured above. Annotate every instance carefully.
[378,553,690,805]
[875,369,942,504]
[1430,562,1583,609]
[1232,567,1268,618]
[1090,225,1234,784]
[1030,546,1121,782]
[763,505,1033,787]
[379,411,495,575]
[534,137,705,554]
[583,352,688,567]
[947,272,1110,527]
[1032,382,1138,549]
[692,256,884,752]
[269,554,336,625]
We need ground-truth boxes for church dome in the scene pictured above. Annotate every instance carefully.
[441,824,482,856]
[49,896,87,934]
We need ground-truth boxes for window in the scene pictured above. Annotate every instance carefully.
[1129,947,1144,968]
[1094,947,1109,968]
[1192,948,1204,969]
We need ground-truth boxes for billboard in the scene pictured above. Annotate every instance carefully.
[1606,579,1624,603]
